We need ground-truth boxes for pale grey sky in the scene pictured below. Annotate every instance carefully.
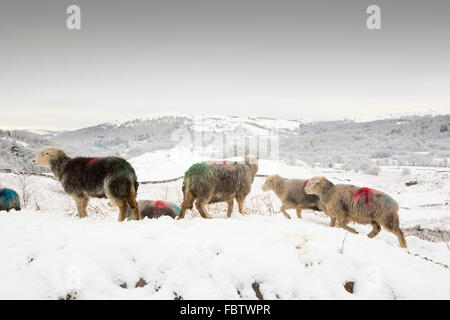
[1,0,449,130]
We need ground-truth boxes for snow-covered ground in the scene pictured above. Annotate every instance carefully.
[0,150,449,299]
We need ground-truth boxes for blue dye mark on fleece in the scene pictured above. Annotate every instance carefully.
[170,203,181,216]
[1,189,15,201]
[0,189,18,210]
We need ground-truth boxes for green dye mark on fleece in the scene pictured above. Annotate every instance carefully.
[184,162,213,181]
[381,194,395,207]
[108,158,137,181]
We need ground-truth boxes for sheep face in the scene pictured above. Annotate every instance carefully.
[304,176,328,195]
[245,154,258,165]
[262,175,276,191]
[33,148,66,168]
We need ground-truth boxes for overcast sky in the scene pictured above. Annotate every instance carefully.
[0,0,449,130]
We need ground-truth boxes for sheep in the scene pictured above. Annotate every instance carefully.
[126,200,180,220]
[178,156,258,219]
[33,147,140,221]
[304,176,407,248]
[0,188,21,212]
[261,175,329,223]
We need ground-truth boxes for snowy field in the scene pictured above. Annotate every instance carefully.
[0,151,449,299]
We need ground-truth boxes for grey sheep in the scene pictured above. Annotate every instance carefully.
[178,156,258,219]
[305,176,407,248]
[127,200,180,220]
[33,147,140,221]
[0,188,21,212]
[262,175,329,223]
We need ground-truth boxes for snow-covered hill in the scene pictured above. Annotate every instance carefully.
[49,113,305,159]
[1,113,449,172]
[0,153,449,299]
[0,129,54,173]
[48,113,450,169]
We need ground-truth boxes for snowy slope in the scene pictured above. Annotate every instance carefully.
[0,152,449,299]
[1,210,448,300]
[128,147,313,181]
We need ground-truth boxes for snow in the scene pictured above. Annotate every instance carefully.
[25,129,61,136]
[351,109,442,123]
[0,151,449,299]
[129,147,315,181]
[113,112,303,133]
[16,140,29,147]
[1,210,448,300]
[112,110,446,131]
[129,148,207,181]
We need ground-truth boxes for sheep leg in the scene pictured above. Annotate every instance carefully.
[330,216,337,227]
[326,209,340,227]
[226,199,234,217]
[178,191,194,220]
[395,229,407,248]
[382,215,408,248]
[339,217,359,234]
[178,204,187,220]
[195,201,212,219]
[82,198,89,217]
[116,200,128,222]
[368,222,381,238]
[296,207,302,219]
[319,202,336,226]
[126,196,140,221]
[73,196,89,218]
[14,196,21,211]
[280,205,291,219]
[236,197,246,215]
[384,223,407,248]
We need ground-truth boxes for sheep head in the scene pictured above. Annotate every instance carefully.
[262,175,278,191]
[304,176,329,196]
[32,147,67,168]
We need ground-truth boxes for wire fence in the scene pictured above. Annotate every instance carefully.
[0,169,269,184]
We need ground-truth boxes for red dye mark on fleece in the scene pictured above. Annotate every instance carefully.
[352,187,375,206]
[154,200,168,209]
[87,157,101,165]
[302,179,310,190]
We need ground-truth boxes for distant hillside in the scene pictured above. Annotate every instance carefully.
[282,115,450,168]
[0,130,54,173]
[0,113,449,173]
[50,113,450,168]
[50,114,304,158]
